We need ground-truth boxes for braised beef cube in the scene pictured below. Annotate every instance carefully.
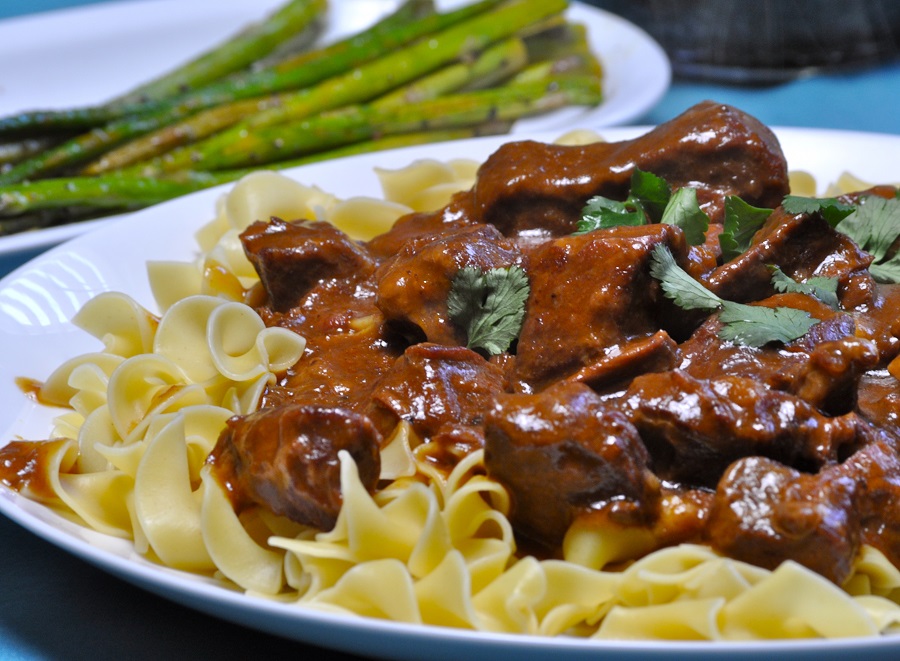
[484,381,659,549]
[842,440,900,568]
[367,342,507,444]
[241,218,375,312]
[375,224,521,345]
[471,101,788,237]
[707,209,876,310]
[209,404,381,531]
[514,223,686,391]
[679,292,879,413]
[707,456,859,584]
[366,195,476,261]
[624,371,860,486]
[857,370,900,435]
[852,283,900,365]
[566,330,679,393]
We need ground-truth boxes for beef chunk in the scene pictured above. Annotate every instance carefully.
[857,370,900,434]
[366,196,475,262]
[706,208,876,309]
[209,404,382,530]
[624,371,860,487]
[707,456,859,584]
[484,382,659,548]
[375,224,521,345]
[367,343,507,448]
[679,292,879,413]
[241,219,375,313]
[843,440,900,568]
[470,101,788,237]
[514,224,686,390]
[567,329,679,393]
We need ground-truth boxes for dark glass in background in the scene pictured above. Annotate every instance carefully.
[582,0,900,84]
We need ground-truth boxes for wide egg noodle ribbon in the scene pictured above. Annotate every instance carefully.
[72,291,158,358]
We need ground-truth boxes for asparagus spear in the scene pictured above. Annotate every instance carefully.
[126,0,569,176]
[371,37,529,109]
[0,0,438,138]
[81,0,506,174]
[0,0,510,184]
[163,0,499,114]
[0,138,62,167]
[0,127,502,224]
[109,0,328,107]
[0,0,328,139]
[142,76,602,173]
[0,176,205,217]
[0,106,193,185]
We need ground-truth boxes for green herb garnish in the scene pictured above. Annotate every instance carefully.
[769,266,840,309]
[660,187,709,246]
[650,244,818,347]
[835,196,900,283]
[577,170,709,245]
[718,196,773,261]
[782,195,855,227]
[448,265,530,356]
[577,169,671,233]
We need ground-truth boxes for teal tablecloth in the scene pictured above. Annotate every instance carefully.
[1,2,898,660]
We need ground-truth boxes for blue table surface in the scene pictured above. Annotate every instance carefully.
[1,2,898,660]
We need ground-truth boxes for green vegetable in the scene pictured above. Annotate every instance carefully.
[0,0,329,138]
[0,128,495,223]
[716,303,820,347]
[577,196,646,231]
[835,195,900,283]
[577,169,670,233]
[649,244,819,347]
[109,0,328,107]
[130,76,601,174]
[660,187,709,246]
[82,0,503,173]
[718,196,772,260]
[577,170,708,245]
[130,0,569,174]
[769,266,840,309]
[781,195,855,227]
[448,265,530,356]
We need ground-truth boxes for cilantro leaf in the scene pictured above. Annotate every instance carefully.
[578,170,710,245]
[447,265,530,356]
[650,244,818,348]
[660,187,710,246]
[870,257,900,283]
[576,195,645,233]
[769,266,840,309]
[649,243,722,311]
[782,195,855,227]
[836,195,900,284]
[717,303,818,347]
[630,170,671,222]
[719,196,773,261]
[577,169,672,234]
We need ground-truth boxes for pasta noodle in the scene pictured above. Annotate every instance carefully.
[7,134,900,645]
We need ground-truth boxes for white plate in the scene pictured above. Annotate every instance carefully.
[1,126,900,659]
[0,0,670,261]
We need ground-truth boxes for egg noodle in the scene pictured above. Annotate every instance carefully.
[15,131,900,641]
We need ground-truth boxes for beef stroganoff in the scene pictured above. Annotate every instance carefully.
[4,102,900,642]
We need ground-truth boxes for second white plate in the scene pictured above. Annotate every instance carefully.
[0,0,670,259]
